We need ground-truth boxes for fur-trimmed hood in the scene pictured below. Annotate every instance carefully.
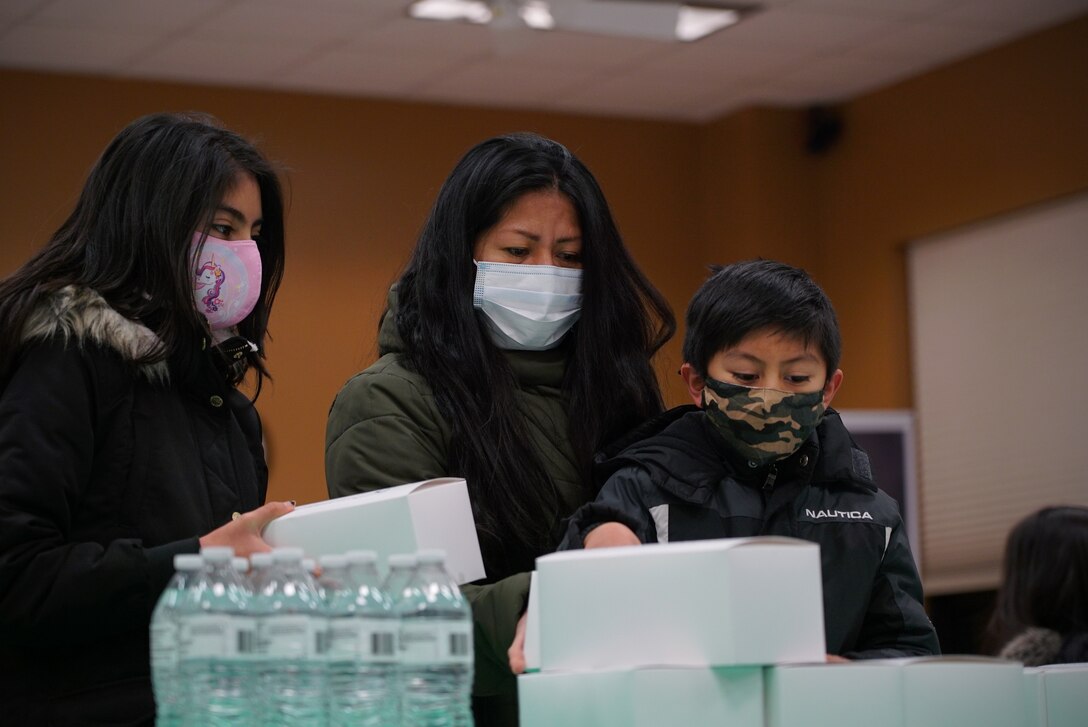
[21,285,169,382]
[1000,627,1063,666]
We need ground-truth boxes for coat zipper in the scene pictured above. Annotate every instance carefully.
[762,464,778,491]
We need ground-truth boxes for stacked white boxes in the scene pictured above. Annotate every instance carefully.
[518,537,826,727]
[1023,663,1088,727]
[261,478,485,584]
[766,657,1026,727]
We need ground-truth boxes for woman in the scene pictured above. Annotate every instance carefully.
[325,132,675,723]
[0,112,294,724]
[988,506,1088,665]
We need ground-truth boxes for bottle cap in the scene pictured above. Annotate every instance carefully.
[345,550,377,565]
[174,554,204,571]
[416,549,446,565]
[320,554,347,570]
[271,547,305,563]
[387,553,418,569]
[201,546,234,563]
[250,552,274,568]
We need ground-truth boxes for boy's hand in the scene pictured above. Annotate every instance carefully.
[583,522,640,549]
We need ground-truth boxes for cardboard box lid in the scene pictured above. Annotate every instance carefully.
[536,536,815,566]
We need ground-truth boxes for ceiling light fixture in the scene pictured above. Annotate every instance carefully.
[407,0,752,42]
[408,0,493,24]
[519,0,556,30]
[676,5,740,42]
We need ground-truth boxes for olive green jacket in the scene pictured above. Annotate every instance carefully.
[325,288,586,697]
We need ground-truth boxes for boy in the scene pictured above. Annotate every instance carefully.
[557,259,939,659]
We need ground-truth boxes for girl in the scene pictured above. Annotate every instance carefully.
[0,112,293,724]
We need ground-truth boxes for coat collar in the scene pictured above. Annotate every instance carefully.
[21,285,169,383]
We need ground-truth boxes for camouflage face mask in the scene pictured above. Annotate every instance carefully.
[702,377,826,466]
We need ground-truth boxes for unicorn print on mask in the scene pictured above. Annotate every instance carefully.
[195,260,226,313]
[190,233,262,331]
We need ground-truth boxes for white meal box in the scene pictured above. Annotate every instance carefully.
[766,656,1025,727]
[1023,662,1088,727]
[262,477,485,584]
[519,666,764,727]
[527,537,826,671]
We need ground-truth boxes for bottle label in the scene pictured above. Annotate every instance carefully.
[399,621,473,665]
[260,614,321,658]
[179,614,256,659]
[149,621,177,668]
[327,617,396,662]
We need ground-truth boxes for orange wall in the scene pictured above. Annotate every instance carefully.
[816,14,1088,410]
[2,13,1086,506]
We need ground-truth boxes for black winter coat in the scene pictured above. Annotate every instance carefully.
[559,407,940,660]
[0,287,267,726]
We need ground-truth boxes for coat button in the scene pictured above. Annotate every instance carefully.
[209,395,224,408]
[800,455,810,467]
[747,460,758,468]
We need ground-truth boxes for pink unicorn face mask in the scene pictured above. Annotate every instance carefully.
[191,233,263,330]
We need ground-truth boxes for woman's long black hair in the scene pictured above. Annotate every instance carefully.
[986,506,1088,653]
[0,112,285,392]
[396,132,675,576]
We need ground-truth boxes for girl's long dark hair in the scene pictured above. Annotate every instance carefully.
[0,112,285,391]
[396,133,675,577]
[985,506,1088,652]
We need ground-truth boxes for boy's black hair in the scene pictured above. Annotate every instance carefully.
[682,259,841,380]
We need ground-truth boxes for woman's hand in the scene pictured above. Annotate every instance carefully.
[583,521,641,549]
[508,612,529,675]
[198,500,294,558]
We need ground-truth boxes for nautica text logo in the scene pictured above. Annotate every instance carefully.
[806,508,873,520]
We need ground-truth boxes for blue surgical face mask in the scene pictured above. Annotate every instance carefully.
[472,261,583,351]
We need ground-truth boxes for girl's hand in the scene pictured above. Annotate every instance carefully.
[199,500,295,558]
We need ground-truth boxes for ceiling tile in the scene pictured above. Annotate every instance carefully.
[31,0,227,31]
[416,56,598,108]
[126,35,316,85]
[644,39,810,83]
[0,0,53,26]
[716,6,897,53]
[188,0,380,43]
[852,20,1014,64]
[790,0,951,21]
[280,46,475,97]
[756,52,926,104]
[481,27,670,69]
[0,23,158,72]
[933,0,1088,32]
[344,16,495,56]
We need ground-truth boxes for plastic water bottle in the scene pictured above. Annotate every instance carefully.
[397,550,474,727]
[383,553,418,602]
[178,547,256,726]
[258,547,328,726]
[248,551,275,594]
[246,550,280,726]
[324,550,398,726]
[232,556,249,576]
[150,553,203,726]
